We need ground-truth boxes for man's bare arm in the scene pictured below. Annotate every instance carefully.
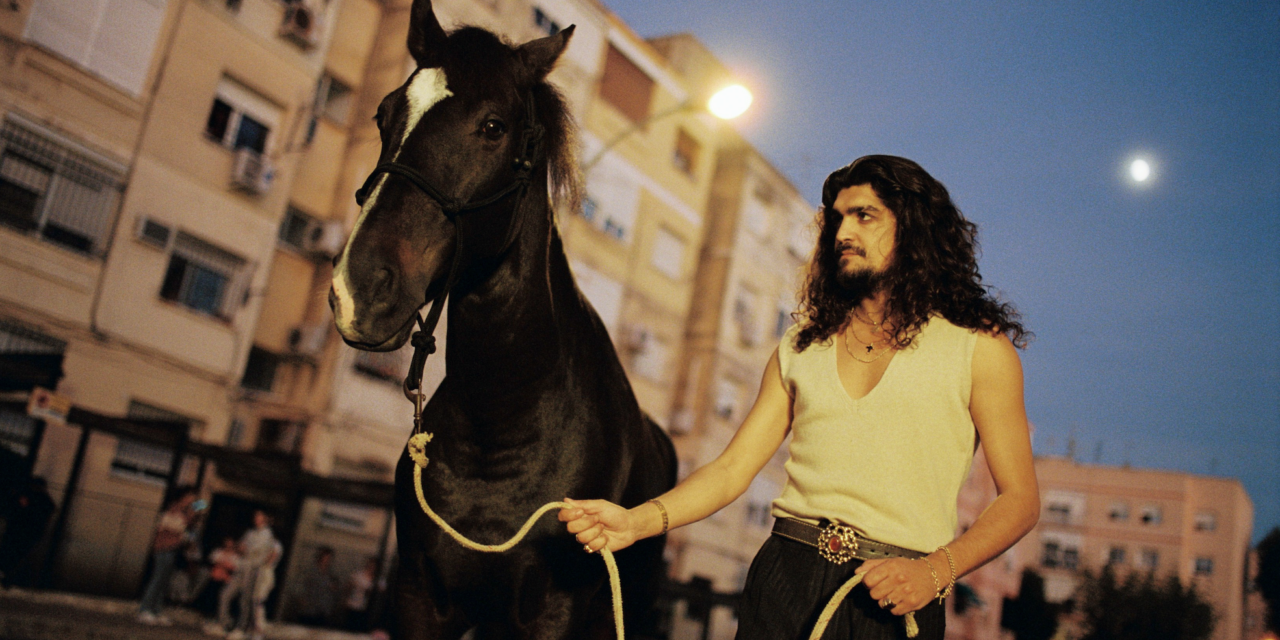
[560,349,793,552]
[945,332,1040,577]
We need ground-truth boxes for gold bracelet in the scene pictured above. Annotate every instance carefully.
[647,499,669,535]
[937,545,957,599]
[919,556,942,603]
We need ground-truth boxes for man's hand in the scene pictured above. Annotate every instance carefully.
[557,498,644,553]
[855,556,941,616]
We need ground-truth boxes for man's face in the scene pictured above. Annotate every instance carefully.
[832,184,897,286]
[254,511,268,528]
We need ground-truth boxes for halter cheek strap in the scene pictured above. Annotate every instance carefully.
[350,91,544,415]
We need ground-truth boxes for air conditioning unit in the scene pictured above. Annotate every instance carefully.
[279,2,320,48]
[288,324,329,357]
[301,220,346,260]
[134,216,172,249]
[231,148,275,195]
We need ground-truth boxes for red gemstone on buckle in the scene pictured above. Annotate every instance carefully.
[828,537,842,552]
[817,523,858,564]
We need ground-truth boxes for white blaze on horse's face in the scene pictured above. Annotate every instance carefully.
[332,67,453,338]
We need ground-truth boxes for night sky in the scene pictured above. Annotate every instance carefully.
[598,0,1280,543]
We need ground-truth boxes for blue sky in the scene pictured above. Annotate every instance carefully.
[599,0,1280,543]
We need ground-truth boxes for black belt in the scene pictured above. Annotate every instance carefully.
[772,518,925,564]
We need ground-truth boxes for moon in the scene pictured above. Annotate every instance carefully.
[1130,159,1151,182]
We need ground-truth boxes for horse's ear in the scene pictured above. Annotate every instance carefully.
[519,25,574,80]
[407,0,447,68]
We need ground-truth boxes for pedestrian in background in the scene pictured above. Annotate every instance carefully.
[0,476,55,588]
[138,488,197,625]
[214,510,278,639]
[196,537,240,616]
[248,536,283,640]
[295,546,338,627]
[343,557,377,632]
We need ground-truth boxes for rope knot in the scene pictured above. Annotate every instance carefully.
[411,331,437,354]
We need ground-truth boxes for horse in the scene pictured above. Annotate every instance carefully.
[328,1,677,637]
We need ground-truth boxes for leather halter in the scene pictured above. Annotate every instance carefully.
[351,91,545,406]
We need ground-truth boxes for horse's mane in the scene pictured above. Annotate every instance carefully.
[444,26,582,216]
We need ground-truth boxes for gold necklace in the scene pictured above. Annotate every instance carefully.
[853,307,887,333]
[844,325,892,364]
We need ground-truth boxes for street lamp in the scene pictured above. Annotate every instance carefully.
[582,84,753,173]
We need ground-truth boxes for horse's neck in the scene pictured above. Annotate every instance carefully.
[445,188,561,397]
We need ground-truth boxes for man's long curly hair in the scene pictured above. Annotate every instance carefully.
[793,155,1030,352]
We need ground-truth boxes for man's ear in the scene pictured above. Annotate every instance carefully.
[407,0,447,68]
[519,25,574,81]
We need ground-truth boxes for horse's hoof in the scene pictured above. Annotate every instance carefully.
[408,432,434,468]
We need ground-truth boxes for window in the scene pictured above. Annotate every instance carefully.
[599,44,654,123]
[1041,541,1061,568]
[256,418,302,456]
[353,343,411,383]
[278,207,314,251]
[24,0,167,95]
[0,118,125,256]
[650,227,685,279]
[1046,502,1073,524]
[0,318,67,393]
[580,197,598,222]
[314,74,354,126]
[1194,511,1216,532]
[734,287,760,346]
[1062,547,1079,570]
[570,260,623,331]
[159,231,249,319]
[1108,501,1129,521]
[0,408,39,457]
[631,335,668,382]
[1194,557,1214,576]
[532,7,561,35]
[775,306,792,339]
[1140,505,1162,525]
[714,379,741,421]
[672,128,699,176]
[1107,546,1126,566]
[241,346,281,392]
[787,216,812,258]
[318,501,377,534]
[205,77,279,154]
[742,183,773,237]
[1140,548,1159,571]
[111,401,191,484]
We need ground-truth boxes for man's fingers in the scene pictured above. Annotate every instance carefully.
[565,516,598,535]
[575,523,605,544]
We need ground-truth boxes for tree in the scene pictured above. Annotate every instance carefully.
[1001,568,1060,640]
[1078,566,1214,640]
[1257,527,1280,634]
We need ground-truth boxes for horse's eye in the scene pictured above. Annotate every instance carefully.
[482,119,507,140]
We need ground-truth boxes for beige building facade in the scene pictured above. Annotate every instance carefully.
[1031,456,1254,640]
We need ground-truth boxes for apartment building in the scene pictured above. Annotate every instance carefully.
[1031,456,1254,640]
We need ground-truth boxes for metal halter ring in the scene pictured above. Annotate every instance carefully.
[817,522,859,564]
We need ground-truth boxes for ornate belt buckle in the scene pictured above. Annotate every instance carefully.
[817,522,859,564]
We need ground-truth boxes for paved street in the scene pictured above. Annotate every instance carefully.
[0,588,370,640]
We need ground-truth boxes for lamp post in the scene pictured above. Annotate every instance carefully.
[581,84,753,174]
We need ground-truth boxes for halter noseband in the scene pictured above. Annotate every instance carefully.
[351,91,545,409]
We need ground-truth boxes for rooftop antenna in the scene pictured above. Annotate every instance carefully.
[1093,440,1104,464]
[1066,425,1078,462]
[1122,439,1132,468]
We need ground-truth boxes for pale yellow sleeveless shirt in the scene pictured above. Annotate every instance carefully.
[772,316,978,553]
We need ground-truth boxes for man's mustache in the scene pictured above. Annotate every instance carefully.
[837,242,866,258]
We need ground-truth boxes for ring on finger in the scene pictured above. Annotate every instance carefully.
[879,597,894,609]
[583,543,593,554]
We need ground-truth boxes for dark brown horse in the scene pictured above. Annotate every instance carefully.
[329,1,675,637]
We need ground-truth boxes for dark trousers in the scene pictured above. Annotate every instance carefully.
[736,535,945,640]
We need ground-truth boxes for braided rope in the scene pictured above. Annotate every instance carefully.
[807,572,919,639]
[410,459,625,639]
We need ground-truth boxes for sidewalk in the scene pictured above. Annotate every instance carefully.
[0,588,371,640]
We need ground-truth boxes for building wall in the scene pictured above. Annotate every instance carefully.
[1032,457,1254,640]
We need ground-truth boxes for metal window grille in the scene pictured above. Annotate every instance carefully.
[109,401,191,484]
[161,231,249,318]
[0,119,124,256]
[0,319,67,355]
[0,407,37,456]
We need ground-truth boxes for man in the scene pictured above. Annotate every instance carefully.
[560,155,1039,639]
[216,510,279,640]
[138,488,197,625]
[294,547,338,627]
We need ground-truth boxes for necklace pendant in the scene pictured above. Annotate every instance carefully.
[866,345,874,353]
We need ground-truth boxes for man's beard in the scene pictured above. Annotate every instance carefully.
[835,264,887,303]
